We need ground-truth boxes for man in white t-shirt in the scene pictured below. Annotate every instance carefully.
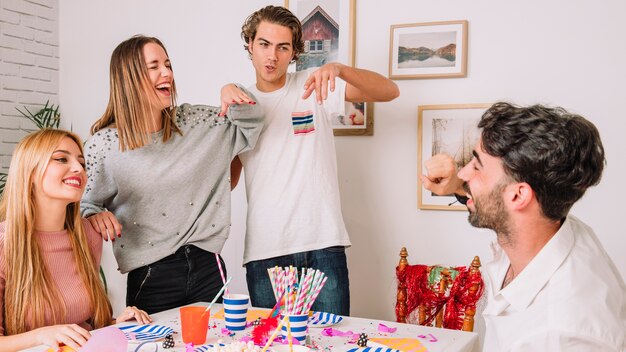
[422,102,625,351]
[229,5,399,315]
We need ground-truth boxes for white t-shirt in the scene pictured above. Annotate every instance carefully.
[480,215,625,351]
[240,69,352,264]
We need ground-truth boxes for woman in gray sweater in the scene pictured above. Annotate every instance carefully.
[81,35,262,314]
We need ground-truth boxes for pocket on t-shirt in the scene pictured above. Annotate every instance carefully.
[291,110,315,135]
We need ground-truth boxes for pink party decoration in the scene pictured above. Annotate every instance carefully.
[378,323,397,333]
[80,327,128,352]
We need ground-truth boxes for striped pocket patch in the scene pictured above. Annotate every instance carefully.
[292,110,315,135]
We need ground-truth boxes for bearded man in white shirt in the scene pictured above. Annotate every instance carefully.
[422,102,625,351]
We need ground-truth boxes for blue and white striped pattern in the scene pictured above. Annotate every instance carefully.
[346,348,401,352]
[223,294,250,331]
[308,311,343,327]
[280,313,309,342]
[194,343,225,351]
[118,324,173,341]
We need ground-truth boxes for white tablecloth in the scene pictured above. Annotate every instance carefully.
[24,302,478,352]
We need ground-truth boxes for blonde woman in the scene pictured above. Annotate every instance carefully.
[0,129,150,352]
[80,35,262,314]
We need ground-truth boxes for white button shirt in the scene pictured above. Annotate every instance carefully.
[481,215,625,351]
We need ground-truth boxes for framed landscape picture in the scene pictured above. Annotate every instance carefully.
[285,0,373,135]
[390,20,468,80]
[417,103,491,210]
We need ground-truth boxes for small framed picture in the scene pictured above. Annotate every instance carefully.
[285,0,373,136]
[331,102,373,136]
[418,103,491,210]
[390,20,468,80]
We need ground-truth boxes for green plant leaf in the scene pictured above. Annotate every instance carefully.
[4,101,62,196]
[15,100,61,129]
[0,173,7,196]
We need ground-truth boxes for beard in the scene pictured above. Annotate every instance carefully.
[467,181,512,241]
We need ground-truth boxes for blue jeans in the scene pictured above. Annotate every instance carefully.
[126,245,226,314]
[245,246,350,316]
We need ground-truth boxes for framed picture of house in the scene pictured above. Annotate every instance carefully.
[285,0,373,136]
[417,103,491,210]
[390,20,468,80]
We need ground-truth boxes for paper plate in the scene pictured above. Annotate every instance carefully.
[307,311,343,327]
[194,344,225,352]
[118,324,174,341]
[346,342,402,352]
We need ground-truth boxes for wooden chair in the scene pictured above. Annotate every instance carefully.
[396,247,483,332]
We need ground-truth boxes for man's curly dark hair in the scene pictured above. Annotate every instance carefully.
[479,102,605,220]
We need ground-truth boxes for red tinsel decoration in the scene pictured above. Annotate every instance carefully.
[396,264,484,330]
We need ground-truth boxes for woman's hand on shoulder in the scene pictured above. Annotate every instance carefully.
[219,83,256,117]
[34,324,91,351]
[115,306,152,325]
[87,211,122,242]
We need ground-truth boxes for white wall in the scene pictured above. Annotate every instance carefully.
[0,0,59,172]
[59,0,626,320]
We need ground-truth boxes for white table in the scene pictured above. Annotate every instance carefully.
[24,302,478,352]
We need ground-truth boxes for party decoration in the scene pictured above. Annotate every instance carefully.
[267,266,328,315]
[346,347,400,352]
[396,263,483,330]
[163,334,175,348]
[378,323,397,333]
[79,326,128,352]
[119,324,174,341]
[251,316,278,345]
[308,311,343,327]
[357,333,368,347]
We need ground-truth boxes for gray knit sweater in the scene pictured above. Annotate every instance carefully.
[81,101,262,273]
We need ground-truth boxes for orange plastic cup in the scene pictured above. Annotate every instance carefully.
[180,306,210,345]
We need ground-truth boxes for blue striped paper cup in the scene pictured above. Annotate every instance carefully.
[223,294,250,331]
[280,313,309,342]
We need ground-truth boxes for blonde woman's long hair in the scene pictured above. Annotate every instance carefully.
[0,129,112,335]
[90,35,181,151]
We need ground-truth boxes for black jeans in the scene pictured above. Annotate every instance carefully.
[126,245,226,314]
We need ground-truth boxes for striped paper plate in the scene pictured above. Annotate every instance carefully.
[346,342,402,352]
[194,344,225,352]
[118,324,174,341]
[308,311,343,327]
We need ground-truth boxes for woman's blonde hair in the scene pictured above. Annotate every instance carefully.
[91,35,181,151]
[0,129,112,335]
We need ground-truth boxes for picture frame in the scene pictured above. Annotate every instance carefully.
[285,0,373,136]
[389,20,468,80]
[417,103,491,210]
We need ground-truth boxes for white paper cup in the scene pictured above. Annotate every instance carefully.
[223,294,250,331]
[280,313,309,342]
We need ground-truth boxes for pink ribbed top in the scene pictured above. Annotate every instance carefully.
[0,219,102,335]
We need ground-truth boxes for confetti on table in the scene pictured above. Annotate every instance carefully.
[378,323,397,333]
